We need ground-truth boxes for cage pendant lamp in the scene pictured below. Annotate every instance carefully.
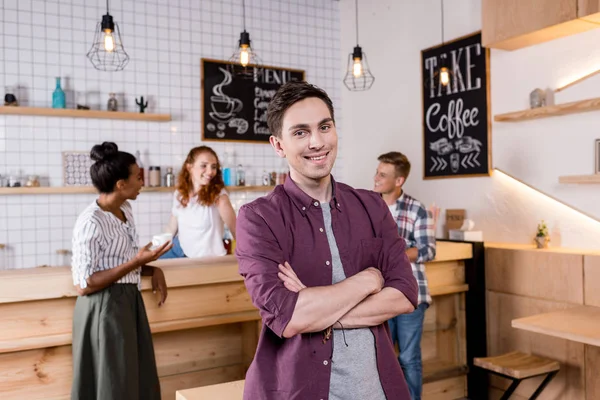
[343,0,375,91]
[86,0,130,71]
[227,0,263,80]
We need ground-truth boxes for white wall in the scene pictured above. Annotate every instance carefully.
[340,0,600,248]
[0,0,342,269]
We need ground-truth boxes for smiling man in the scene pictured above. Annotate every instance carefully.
[374,152,437,400]
[235,81,418,400]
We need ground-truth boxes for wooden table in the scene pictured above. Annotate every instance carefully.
[176,380,244,400]
[511,305,600,347]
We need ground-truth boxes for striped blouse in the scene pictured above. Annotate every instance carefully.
[71,200,141,290]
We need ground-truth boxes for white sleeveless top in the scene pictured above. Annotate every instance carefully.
[172,189,227,258]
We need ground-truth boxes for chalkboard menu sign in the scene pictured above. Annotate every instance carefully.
[201,59,305,143]
[421,32,491,179]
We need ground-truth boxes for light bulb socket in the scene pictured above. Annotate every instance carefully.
[352,46,363,60]
[439,55,447,69]
[239,30,251,46]
[101,14,115,32]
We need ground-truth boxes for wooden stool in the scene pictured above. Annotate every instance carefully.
[473,351,560,400]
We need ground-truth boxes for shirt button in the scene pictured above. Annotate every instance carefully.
[302,206,306,211]
[314,201,319,206]
[323,360,328,365]
[326,261,330,266]
[319,228,324,232]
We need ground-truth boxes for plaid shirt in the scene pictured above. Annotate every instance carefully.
[390,192,436,305]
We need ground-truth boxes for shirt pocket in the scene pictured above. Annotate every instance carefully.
[357,238,384,269]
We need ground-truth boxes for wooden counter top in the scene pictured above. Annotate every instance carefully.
[511,305,600,347]
[485,241,600,256]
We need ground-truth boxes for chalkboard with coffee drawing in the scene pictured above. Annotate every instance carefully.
[201,59,305,143]
[421,32,491,179]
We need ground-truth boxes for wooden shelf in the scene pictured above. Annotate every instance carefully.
[0,185,275,195]
[494,96,600,122]
[0,106,171,122]
[558,174,600,184]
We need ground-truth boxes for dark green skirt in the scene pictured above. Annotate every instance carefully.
[71,284,161,400]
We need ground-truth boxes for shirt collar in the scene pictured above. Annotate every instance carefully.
[283,175,342,216]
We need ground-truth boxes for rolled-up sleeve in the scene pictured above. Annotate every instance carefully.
[235,205,299,338]
[377,199,419,308]
[71,220,102,289]
[415,207,436,264]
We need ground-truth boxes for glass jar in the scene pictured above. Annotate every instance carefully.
[149,166,161,187]
[25,175,40,187]
[236,164,246,186]
[164,167,175,187]
[107,93,118,111]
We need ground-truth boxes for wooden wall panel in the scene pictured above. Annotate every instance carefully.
[0,324,250,400]
[485,248,583,304]
[142,282,256,323]
[422,376,466,400]
[0,282,255,353]
[0,298,75,345]
[426,261,465,287]
[585,345,600,400]
[0,345,73,400]
[154,325,242,377]
[584,255,600,307]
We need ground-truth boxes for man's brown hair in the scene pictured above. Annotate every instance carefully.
[378,151,411,179]
[266,81,335,138]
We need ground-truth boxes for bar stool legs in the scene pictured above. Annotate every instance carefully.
[491,370,559,400]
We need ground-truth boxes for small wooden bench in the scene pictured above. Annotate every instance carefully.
[176,380,244,400]
[474,351,560,399]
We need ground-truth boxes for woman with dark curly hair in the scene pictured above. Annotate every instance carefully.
[161,146,237,259]
[71,142,172,400]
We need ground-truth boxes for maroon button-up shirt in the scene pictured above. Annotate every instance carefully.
[235,176,418,400]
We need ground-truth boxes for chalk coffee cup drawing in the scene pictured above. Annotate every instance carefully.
[450,153,460,173]
[151,233,173,250]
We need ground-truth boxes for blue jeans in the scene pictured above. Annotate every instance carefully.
[388,303,428,400]
[159,236,187,259]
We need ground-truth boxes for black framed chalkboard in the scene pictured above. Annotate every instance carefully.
[201,59,305,143]
[421,32,491,179]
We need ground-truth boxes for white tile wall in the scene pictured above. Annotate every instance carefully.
[0,0,343,269]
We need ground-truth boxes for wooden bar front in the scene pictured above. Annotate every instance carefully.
[0,242,473,400]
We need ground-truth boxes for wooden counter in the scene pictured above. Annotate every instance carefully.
[0,242,473,400]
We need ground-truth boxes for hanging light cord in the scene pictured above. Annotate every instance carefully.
[106,0,109,14]
[441,0,444,44]
[242,0,246,31]
[355,0,359,45]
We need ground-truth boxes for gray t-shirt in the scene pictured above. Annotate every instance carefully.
[322,202,387,400]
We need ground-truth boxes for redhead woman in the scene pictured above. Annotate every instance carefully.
[161,146,237,259]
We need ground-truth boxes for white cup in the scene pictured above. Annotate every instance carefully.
[151,233,173,249]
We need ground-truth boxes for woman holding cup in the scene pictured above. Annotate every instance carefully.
[70,142,172,400]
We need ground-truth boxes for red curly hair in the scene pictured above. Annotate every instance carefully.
[176,146,225,207]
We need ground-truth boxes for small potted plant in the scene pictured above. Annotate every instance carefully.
[534,220,550,249]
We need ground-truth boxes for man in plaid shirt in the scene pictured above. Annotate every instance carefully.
[373,151,436,400]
